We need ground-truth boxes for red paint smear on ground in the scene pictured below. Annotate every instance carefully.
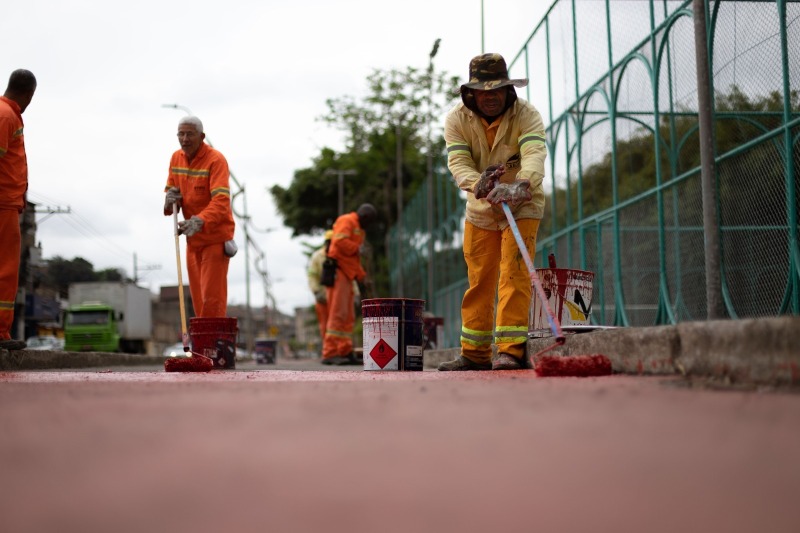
[535,354,613,377]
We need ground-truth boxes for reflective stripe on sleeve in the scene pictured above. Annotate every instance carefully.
[447,142,471,156]
[518,132,546,149]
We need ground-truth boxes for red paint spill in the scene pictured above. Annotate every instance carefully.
[535,354,613,377]
[164,355,214,373]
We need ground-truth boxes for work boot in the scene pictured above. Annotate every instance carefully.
[492,352,525,370]
[0,339,26,351]
[345,352,362,365]
[438,355,491,371]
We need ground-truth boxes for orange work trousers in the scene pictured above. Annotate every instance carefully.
[314,300,329,339]
[186,242,230,318]
[460,218,540,363]
[322,269,355,360]
[0,209,21,340]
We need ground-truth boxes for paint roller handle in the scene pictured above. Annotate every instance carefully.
[173,204,190,351]
[501,203,565,341]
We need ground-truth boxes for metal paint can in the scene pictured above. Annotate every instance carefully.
[530,268,595,337]
[362,298,425,371]
[189,317,238,369]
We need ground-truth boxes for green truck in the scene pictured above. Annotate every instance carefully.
[64,282,152,353]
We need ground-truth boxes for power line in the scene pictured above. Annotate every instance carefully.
[27,190,158,272]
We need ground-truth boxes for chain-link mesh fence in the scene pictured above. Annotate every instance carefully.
[390,0,800,347]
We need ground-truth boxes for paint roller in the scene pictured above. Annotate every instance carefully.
[501,202,612,377]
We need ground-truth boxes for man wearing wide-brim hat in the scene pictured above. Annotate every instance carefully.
[439,53,548,372]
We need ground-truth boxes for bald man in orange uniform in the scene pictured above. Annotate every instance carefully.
[0,69,36,351]
[163,116,236,318]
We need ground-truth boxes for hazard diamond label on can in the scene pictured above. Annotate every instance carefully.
[370,338,396,369]
[363,316,398,370]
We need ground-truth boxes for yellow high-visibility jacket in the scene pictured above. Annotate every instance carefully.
[444,98,547,230]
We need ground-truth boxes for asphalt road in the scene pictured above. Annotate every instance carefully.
[1,359,798,533]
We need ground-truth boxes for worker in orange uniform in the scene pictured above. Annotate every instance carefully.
[0,69,36,351]
[307,229,333,339]
[438,53,547,371]
[321,203,377,365]
[163,116,236,318]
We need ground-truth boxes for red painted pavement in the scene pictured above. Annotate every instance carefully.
[1,367,798,533]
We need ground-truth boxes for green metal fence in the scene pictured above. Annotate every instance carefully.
[389,0,800,347]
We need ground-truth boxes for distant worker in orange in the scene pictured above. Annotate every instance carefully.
[307,229,333,339]
[163,116,236,318]
[321,203,377,365]
[0,69,36,351]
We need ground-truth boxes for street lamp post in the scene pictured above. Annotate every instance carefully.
[324,168,356,215]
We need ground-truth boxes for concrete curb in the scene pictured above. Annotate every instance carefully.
[0,350,165,370]
[425,316,800,386]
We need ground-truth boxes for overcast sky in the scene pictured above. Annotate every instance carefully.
[4,0,550,316]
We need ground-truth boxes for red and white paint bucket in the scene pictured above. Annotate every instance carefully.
[530,268,594,337]
[362,298,425,371]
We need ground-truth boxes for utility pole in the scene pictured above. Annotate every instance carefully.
[480,0,485,53]
[324,168,357,215]
[233,186,255,356]
[34,205,70,224]
[132,253,161,284]
[692,0,724,319]
[395,117,405,298]
[426,38,440,310]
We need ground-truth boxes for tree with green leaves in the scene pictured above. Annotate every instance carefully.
[44,256,126,298]
[270,65,459,297]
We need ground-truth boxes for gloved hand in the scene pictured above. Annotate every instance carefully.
[486,179,532,206]
[223,239,238,258]
[357,280,368,298]
[473,164,506,199]
[178,215,204,237]
[164,187,182,214]
[314,288,327,304]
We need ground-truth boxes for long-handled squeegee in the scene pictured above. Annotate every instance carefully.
[501,202,612,377]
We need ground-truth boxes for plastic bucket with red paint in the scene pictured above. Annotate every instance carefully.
[189,317,238,369]
[530,268,594,337]
[362,298,425,371]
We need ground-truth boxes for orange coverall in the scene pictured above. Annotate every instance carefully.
[0,96,27,340]
[322,212,366,360]
[165,143,235,318]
